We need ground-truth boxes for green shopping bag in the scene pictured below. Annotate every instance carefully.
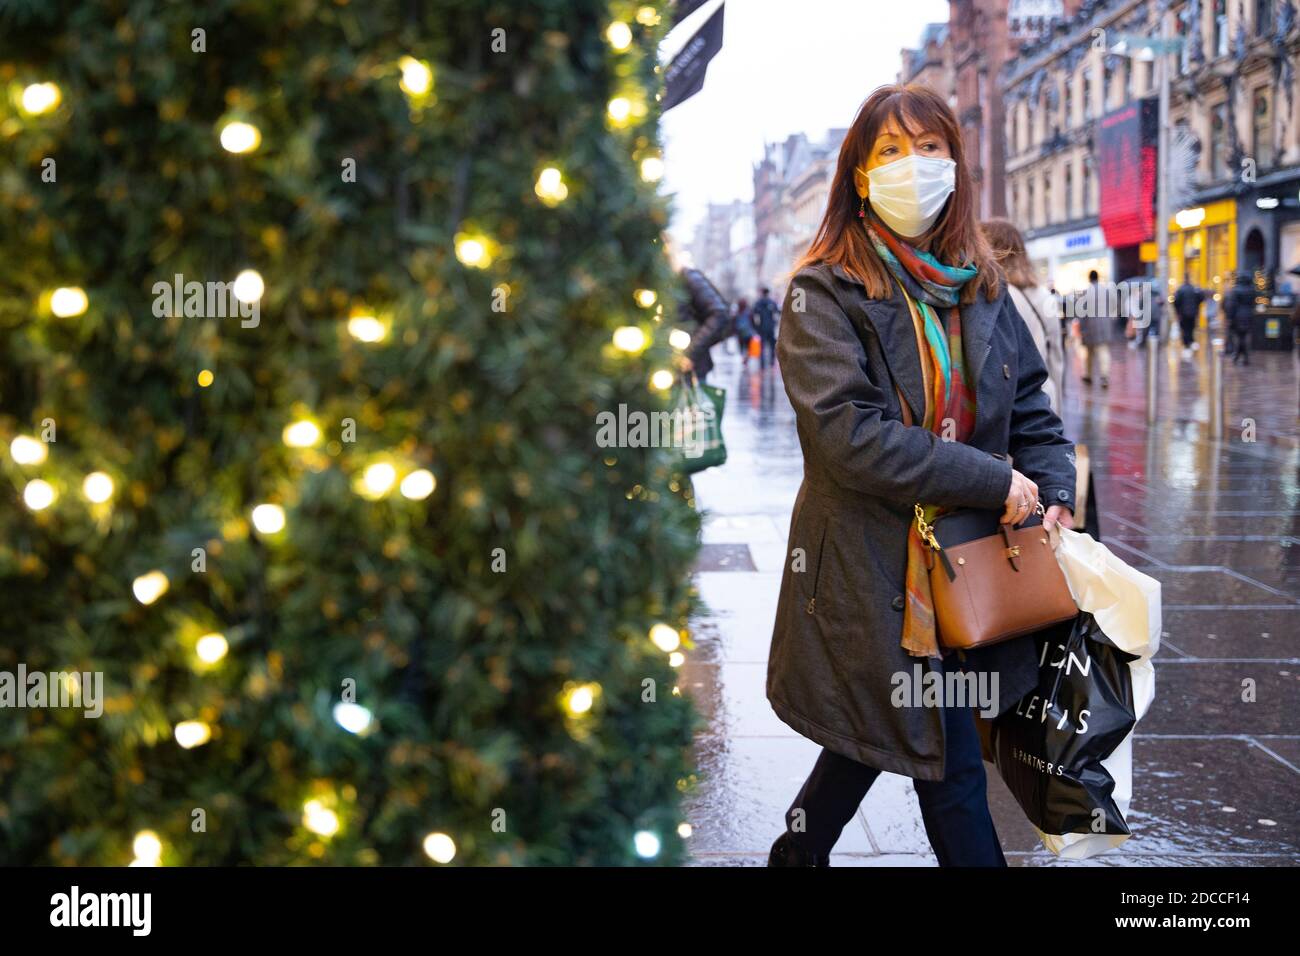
[675,379,727,474]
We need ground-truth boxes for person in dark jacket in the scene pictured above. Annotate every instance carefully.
[733,297,754,369]
[751,287,780,369]
[766,84,1074,868]
[677,267,731,382]
[1173,276,1206,357]
[1224,272,1256,365]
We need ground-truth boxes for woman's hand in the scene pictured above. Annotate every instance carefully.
[1001,469,1039,525]
[1043,505,1074,532]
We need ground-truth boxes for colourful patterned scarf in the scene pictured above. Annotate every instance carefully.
[864,213,978,658]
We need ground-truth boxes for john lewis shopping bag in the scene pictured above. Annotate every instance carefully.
[987,528,1159,859]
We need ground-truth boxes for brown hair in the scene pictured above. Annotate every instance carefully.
[981,218,1038,289]
[794,84,1001,305]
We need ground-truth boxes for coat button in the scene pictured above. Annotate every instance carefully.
[1002,364,1011,378]
[891,595,905,611]
[1056,489,1070,502]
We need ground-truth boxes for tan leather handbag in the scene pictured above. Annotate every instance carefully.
[915,504,1078,650]
[892,381,1077,651]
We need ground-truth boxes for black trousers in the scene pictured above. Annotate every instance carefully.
[1229,327,1250,363]
[783,651,1007,866]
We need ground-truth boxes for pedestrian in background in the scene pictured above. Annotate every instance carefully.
[983,219,1063,413]
[1173,274,1206,358]
[767,83,1074,868]
[677,266,732,383]
[1224,272,1256,366]
[1078,269,1111,388]
[733,297,754,369]
[752,286,780,369]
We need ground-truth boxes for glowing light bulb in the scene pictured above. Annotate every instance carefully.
[174,720,212,749]
[607,97,632,125]
[362,462,397,497]
[197,369,215,387]
[251,503,286,534]
[132,570,169,605]
[400,469,436,500]
[650,369,674,391]
[347,315,385,342]
[302,799,340,837]
[82,471,114,503]
[455,235,491,268]
[534,166,569,205]
[219,121,261,154]
[195,632,228,664]
[333,702,373,734]
[10,435,48,465]
[232,269,264,303]
[668,328,692,350]
[649,623,681,652]
[50,286,89,317]
[637,6,660,26]
[567,684,596,715]
[635,289,657,308]
[282,420,321,448]
[422,832,456,863]
[399,56,434,97]
[668,651,685,668]
[640,156,665,182]
[132,831,163,866]
[634,830,661,858]
[20,82,60,115]
[677,821,693,838]
[606,21,633,51]
[23,479,55,511]
[612,326,647,352]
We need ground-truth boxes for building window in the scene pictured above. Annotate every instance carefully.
[1044,171,1053,223]
[1082,159,1092,214]
[1011,182,1019,222]
[1103,58,1113,109]
[1253,90,1273,168]
[1027,178,1036,228]
[1257,0,1274,36]
[1211,102,1230,178]
[1065,161,1074,219]
[1082,69,1093,121]
[1063,79,1072,129]
[1214,0,1229,57]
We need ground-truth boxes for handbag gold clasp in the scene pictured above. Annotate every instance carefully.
[914,503,941,551]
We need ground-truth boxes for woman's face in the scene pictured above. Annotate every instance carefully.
[856,113,952,193]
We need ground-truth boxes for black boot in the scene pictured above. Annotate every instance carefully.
[767,831,830,867]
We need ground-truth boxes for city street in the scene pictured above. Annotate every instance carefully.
[682,335,1300,866]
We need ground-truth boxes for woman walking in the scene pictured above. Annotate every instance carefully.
[766,84,1075,867]
[982,219,1064,413]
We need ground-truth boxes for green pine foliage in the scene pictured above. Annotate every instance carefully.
[0,0,701,864]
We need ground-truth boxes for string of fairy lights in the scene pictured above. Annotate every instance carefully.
[8,2,697,864]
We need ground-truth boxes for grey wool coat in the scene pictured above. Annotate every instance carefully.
[767,262,1077,782]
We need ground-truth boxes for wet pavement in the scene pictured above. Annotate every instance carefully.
[681,334,1300,866]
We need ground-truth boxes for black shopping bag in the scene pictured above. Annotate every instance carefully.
[987,612,1138,839]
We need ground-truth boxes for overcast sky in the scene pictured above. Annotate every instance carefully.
[660,0,951,243]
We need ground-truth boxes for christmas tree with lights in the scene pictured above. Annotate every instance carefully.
[0,0,701,865]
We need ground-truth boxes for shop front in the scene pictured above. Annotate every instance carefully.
[1164,198,1238,321]
[1025,225,1111,294]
